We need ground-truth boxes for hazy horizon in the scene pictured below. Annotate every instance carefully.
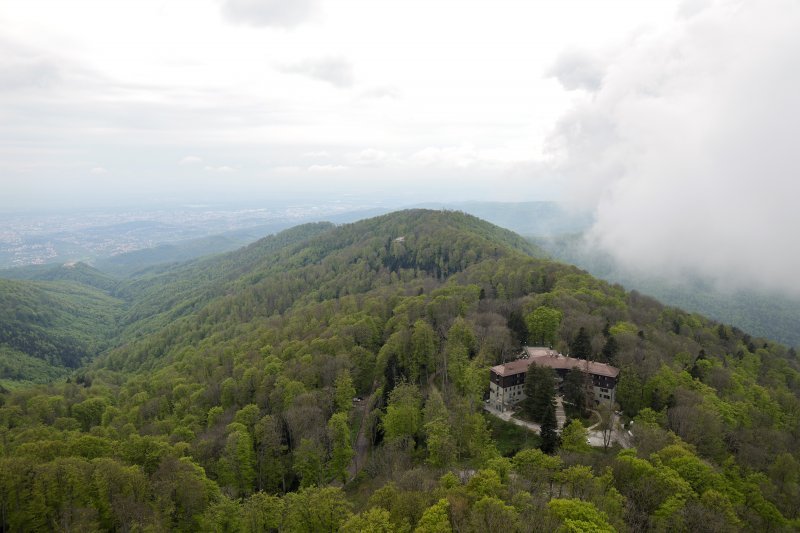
[3,0,800,296]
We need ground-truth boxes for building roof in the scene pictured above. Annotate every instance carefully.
[524,347,560,358]
[490,346,620,379]
[490,358,535,377]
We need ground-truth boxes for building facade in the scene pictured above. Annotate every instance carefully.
[488,346,620,412]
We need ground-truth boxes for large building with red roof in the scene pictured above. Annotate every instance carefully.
[488,346,620,412]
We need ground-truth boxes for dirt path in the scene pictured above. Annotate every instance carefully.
[484,404,542,433]
[347,383,379,480]
[554,396,567,429]
[484,400,632,449]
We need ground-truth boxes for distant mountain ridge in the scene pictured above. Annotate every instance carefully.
[0,261,118,291]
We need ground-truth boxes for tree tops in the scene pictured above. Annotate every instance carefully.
[0,209,799,531]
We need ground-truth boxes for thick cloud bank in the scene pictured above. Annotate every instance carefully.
[551,0,800,295]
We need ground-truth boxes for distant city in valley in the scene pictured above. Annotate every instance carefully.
[0,202,386,268]
[0,200,590,269]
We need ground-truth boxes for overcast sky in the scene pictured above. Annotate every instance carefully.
[1,0,679,209]
[3,0,799,294]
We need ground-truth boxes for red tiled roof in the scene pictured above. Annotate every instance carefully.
[490,358,534,377]
[490,346,620,379]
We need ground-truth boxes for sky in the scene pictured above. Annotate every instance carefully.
[0,0,678,209]
[2,0,799,295]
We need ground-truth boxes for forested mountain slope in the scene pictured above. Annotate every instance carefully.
[110,221,336,343]
[0,261,118,292]
[534,233,800,348]
[0,210,799,532]
[0,279,123,385]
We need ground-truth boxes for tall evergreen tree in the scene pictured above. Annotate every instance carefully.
[539,402,559,454]
[524,365,556,423]
[600,335,619,364]
[690,349,707,380]
[570,327,592,359]
[507,310,529,345]
[562,369,586,415]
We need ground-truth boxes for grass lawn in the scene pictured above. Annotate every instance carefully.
[483,412,541,456]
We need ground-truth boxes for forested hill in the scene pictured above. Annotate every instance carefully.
[110,221,337,342]
[1,209,799,531]
[101,210,543,372]
[0,261,118,292]
[0,278,123,386]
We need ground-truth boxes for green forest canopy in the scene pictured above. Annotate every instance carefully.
[0,209,798,531]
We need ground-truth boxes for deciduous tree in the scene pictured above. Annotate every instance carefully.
[328,413,354,483]
[560,419,590,453]
[525,306,562,346]
[382,383,422,446]
[415,498,452,533]
[334,370,356,414]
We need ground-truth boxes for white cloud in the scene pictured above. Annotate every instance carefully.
[677,0,713,19]
[0,59,59,92]
[179,155,203,165]
[278,57,354,88]
[308,164,347,173]
[0,39,62,92]
[204,165,235,173]
[411,146,498,169]
[551,0,800,295]
[548,49,605,92]
[0,0,705,210]
[220,0,318,28]
[272,165,302,173]
[90,166,107,174]
[346,148,395,167]
[360,86,401,100]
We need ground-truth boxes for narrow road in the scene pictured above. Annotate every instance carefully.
[484,400,632,449]
[484,405,541,433]
[347,382,379,480]
[484,395,568,435]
